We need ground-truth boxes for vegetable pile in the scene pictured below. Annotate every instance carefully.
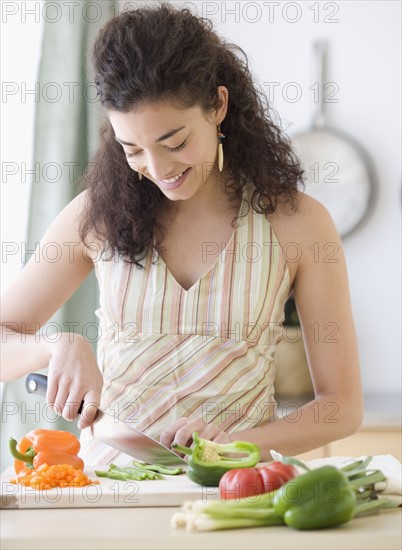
[10,429,84,473]
[10,463,99,490]
[9,429,98,489]
[8,428,184,489]
[171,432,260,486]
[96,461,184,481]
[172,456,398,531]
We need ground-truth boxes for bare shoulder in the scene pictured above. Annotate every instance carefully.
[268,191,339,243]
[267,192,341,287]
[56,189,102,262]
[54,188,88,229]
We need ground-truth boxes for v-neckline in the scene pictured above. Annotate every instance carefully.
[156,186,248,294]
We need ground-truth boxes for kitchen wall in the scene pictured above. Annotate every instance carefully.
[206,0,402,397]
[1,1,401,399]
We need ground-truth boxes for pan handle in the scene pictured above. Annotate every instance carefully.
[26,373,83,414]
[311,40,328,130]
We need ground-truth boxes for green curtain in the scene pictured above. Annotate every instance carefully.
[1,0,114,471]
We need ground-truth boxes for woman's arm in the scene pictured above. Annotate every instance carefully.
[232,194,364,458]
[0,191,103,428]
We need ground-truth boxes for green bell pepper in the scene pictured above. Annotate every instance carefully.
[171,432,260,487]
[273,465,356,530]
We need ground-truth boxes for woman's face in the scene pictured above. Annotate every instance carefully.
[108,89,228,202]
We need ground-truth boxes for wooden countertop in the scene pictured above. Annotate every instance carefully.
[1,506,401,550]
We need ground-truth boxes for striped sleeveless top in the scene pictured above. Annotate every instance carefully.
[79,183,291,465]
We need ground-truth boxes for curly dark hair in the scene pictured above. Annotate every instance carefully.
[79,1,304,267]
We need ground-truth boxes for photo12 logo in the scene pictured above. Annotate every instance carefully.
[1,2,340,25]
[2,1,117,24]
[2,81,98,104]
[180,2,340,24]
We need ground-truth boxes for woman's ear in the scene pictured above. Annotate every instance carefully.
[215,85,229,123]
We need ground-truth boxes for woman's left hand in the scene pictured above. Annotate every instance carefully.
[159,417,231,450]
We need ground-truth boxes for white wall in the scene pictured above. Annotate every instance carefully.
[1,1,401,397]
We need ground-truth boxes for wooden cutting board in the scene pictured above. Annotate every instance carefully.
[0,466,220,509]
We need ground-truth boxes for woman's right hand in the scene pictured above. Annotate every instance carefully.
[46,332,103,430]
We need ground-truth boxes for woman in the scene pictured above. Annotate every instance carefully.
[0,3,363,463]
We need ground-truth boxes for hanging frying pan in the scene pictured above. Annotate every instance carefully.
[291,41,377,239]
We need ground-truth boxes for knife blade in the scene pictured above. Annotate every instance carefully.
[25,373,186,467]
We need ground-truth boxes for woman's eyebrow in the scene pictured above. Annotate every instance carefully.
[115,126,186,147]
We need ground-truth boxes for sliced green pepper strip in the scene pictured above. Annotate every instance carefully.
[95,470,132,481]
[171,432,260,487]
[95,466,163,481]
[131,461,184,475]
[110,464,164,480]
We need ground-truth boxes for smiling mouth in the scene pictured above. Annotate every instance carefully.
[160,171,186,184]
[158,168,191,189]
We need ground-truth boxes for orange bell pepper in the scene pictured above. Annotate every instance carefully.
[9,429,84,474]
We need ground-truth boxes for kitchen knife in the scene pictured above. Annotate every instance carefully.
[25,373,186,467]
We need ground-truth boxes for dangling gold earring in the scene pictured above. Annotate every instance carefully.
[138,172,142,180]
[217,123,225,172]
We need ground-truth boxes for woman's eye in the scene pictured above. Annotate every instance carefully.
[167,140,187,152]
[124,139,187,158]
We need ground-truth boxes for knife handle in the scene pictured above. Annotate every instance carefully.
[26,373,84,414]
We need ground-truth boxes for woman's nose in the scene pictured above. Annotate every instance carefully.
[139,152,173,181]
